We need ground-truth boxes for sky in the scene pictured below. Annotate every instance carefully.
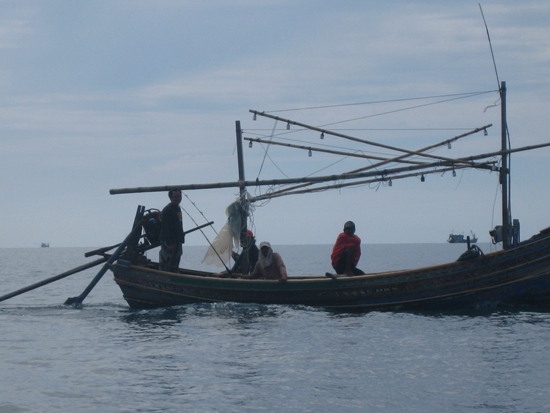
[1,0,549,249]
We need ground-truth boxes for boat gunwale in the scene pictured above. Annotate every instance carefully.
[112,231,550,285]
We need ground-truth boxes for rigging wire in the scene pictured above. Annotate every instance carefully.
[249,91,497,135]
[317,92,496,129]
[263,90,496,114]
[257,119,278,178]
[179,204,232,273]
[245,91,498,151]
[256,141,290,179]
[183,192,217,235]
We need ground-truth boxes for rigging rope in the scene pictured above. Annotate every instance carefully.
[316,92,496,129]
[179,204,231,273]
[183,192,217,235]
[257,119,279,178]
[263,90,496,114]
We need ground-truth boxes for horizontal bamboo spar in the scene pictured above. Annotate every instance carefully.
[250,164,486,201]
[109,141,550,196]
[246,125,493,199]
[84,221,214,258]
[243,137,429,165]
[348,124,493,174]
[109,161,487,195]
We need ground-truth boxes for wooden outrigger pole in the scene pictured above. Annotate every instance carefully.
[243,123,494,198]
[337,125,493,174]
[249,110,492,168]
[243,137,431,165]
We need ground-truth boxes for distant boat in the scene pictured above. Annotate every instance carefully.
[447,232,478,244]
[41,243,49,248]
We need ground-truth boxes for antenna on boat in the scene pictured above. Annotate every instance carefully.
[479,3,501,90]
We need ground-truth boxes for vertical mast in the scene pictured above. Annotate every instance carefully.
[235,120,250,272]
[500,81,511,249]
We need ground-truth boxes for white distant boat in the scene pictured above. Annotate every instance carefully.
[447,232,478,244]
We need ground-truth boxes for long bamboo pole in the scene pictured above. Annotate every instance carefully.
[245,125,493,198]
[0,257,108,304]
[109,141,550,195]
[249,110,490,167]
[250,163,493,201]
[344,125,493,174]
[251,140,550,201]
[243,137,428,165]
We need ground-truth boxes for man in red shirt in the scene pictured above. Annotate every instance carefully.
[330,221,365,277]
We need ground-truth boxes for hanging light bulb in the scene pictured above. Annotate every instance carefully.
[253,113,257,121]
[388,179,392,187]
[286,122,290,130]
[447,141,452,149]
[421,174,425,182]
[320,132,324,139]
[452,169,456,177]
[308,148,312,157]
[484,128,488,136]
[249,140,253,148]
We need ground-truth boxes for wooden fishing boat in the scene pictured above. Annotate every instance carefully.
[106,81,550,311]
[111,228,550,310]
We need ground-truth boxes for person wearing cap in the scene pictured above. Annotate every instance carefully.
[330,221,365,277]
[242,241,288,282]
[230,230,259,274]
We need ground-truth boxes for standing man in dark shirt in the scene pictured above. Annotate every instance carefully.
[159,190,185,271]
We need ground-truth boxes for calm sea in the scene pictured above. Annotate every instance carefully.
[1,244,549,413]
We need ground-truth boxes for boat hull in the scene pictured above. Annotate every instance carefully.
[447,234,478,243]
[448,238,478,244]
[111,230,550,311]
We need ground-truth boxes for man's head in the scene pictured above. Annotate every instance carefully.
[344,221,356,234]
[259,241,271,257]
[168,190,182,204]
